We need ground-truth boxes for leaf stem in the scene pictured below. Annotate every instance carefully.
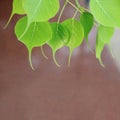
[75,0,80,8]
[72,10,78,19]
[57,0,68,23]
[67,1,82,13]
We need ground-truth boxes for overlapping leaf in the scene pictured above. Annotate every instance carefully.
[96,25,114,65]
[62,18,84,65]
[19,0,60,39]
[90,0,120,27]
[5,0,119,68]
[48,22,70,66]
[15,16,52,69]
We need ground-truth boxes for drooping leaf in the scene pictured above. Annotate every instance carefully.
[4,0,25,28]
[19,0,59,40]
[47,22,70,67]
[15,16,52,69]
[96,25,114,66]
[62,18,84,66]
[90,0,120,27]
[80,12,94,42]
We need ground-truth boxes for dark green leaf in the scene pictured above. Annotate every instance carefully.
[80,12,94,42]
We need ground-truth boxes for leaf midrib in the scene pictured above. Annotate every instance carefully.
[30,0,42,21]
[29,22,36,48]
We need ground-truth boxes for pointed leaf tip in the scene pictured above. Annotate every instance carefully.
[4,0,25,29]
[96,25,114,66]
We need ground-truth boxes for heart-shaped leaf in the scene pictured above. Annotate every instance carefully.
[15,16,52,69]
[62,18,84,66]
[19,0,60,40]
[90,0,120,27]
[96,25,114,66]
[48,22,70,66]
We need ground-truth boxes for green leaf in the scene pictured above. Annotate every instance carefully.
[47,22,70,67]
[80,12,94,42]
[19,0,59,40]
[96,25,114,66]
[4,0,25,28]
[22,0,59,23]
[15,16,52,69]
[90,0,120,27]
[62,18,84,66]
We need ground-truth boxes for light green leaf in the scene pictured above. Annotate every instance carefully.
[90,0,120,27]
[96,25,114,66]
[22,0,59,23]
[19,0,59,40]
[48,22,70,67]
[62,18,84,66]
[4,0,25,28]
[15,16,52,69]
[80,12,94,42]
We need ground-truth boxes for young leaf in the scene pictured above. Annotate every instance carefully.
[96,25,114,66]
[62,18,84,66]
[22,0,60,23]
[80,12,94,42]
[19,0,60,40]
[15,16,52,69]
[90,0,120,27]
[47,22,70,67]
[4,0,25,28]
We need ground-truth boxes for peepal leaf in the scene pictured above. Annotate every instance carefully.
[80,12,94,42]
[15,16,52,69]
[22,0,59,23]
[96,25,114,66]
[4,0,25,28]
[90,0,120,27]
[62,19,84,65]
[19,0,59,40]
[48,22,70,67]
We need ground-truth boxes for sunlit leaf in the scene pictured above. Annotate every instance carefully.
[22,0,59,23]
[19,0,59,40]
[15,16,52,69]
[80,12,94,42]
[96,25,114,66]
[62,18,84,66]
[47,22,70,67]
[90,0,120,27]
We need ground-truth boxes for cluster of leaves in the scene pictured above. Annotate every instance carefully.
[5,0,120,69]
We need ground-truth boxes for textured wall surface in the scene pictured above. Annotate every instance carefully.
[0,0,120,120]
